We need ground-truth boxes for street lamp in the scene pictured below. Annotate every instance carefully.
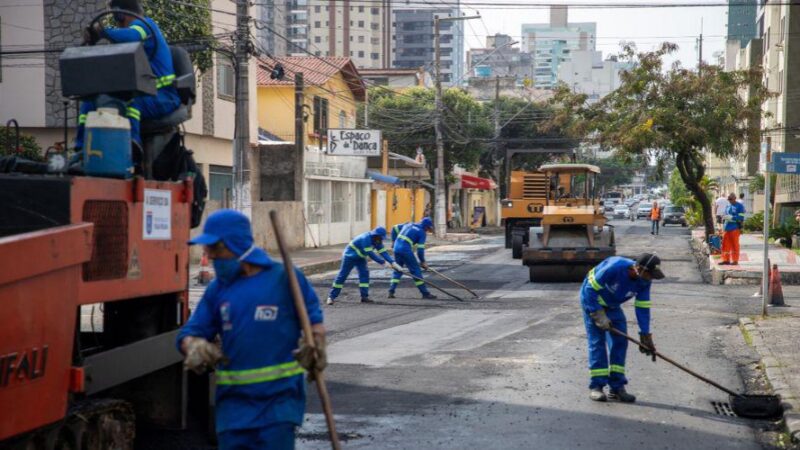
[433,14,480,238]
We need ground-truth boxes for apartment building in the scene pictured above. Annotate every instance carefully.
[391,6,464,86]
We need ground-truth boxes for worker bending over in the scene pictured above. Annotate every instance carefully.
[581,253,664,403]
[177,210,325,450]
[326,226,401,305]
[388,217,437,300]
[390,221,410,245]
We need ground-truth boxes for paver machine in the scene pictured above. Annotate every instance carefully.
[521,164,615,282]
[0,11,206,449]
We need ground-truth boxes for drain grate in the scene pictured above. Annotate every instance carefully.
[712,401,737,417]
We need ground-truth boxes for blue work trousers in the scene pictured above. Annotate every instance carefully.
[218,422,296,450]
[582,306,628,390]
[75,89,180,149]
[389,251,430,296]
[651,219,659,235]
[329,256,370,299]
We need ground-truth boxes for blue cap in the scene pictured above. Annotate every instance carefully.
[189,209,272,266]
[370,226,387,239]
[420,217,433,230]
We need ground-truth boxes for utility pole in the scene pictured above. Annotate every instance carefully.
[433,14,480,237]
[697,18,703,76]
[493,75,502,196]
[364,88,369,127]
[295,73,305,202]
[233,0,251,214]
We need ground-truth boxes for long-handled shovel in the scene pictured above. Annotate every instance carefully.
[610,327,781,419]
[270,211,341,450]
[393,266,464,302]
[425,266,479,298]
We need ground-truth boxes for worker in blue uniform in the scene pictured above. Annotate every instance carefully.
[326,226,401,306]
[580,253,663,403]
[390,221,410,245]
[388,217,437,300]
[78,0,180,151]
[177,209,325,450]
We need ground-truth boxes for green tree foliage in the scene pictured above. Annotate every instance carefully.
[0,126,43,161]
[544,43,769,237]
[578,155,645,193]
[145,0,213,71]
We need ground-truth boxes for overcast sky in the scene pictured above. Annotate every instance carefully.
[459,1,730,69]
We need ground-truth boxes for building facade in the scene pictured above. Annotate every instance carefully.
[557,51,628,103]
[729,0,758,48]
[467,34,534,82]
[391,7,464,86]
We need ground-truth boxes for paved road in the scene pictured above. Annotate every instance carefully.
[299,219,775,449]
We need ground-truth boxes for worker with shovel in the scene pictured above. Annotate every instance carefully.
[176,210,326,449]
[581,253,664,403]
[388,217,437,300]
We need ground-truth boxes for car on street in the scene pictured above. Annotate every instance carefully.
[637,204,653,219]
[612,204,629,219]
[662,205,688,227]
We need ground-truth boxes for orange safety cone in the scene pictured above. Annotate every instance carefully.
[197,252,212,285]
[769,263,785,307]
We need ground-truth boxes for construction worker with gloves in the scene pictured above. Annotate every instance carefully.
[176,209,325,450]
[388,217,437,300]
[326,226,401,305]
[77,0,180,151]
[581,253,664,403]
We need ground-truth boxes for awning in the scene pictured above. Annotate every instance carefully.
[460,174,496,190]
[367,171,400,185]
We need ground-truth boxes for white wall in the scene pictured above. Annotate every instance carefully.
[0,3,46,127]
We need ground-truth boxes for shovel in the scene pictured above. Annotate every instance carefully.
[425,266,480,298]
[609,327,782,420]
[393,267,464,302]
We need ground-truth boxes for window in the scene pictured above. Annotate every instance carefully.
[209,165,233,202]
[307,180,326,224]
[371,37,379,45]
[358,51,365,58]
[314,36,321,43]
[216,56,234,99]
[313,96,329,135]
[355,184,367,221]
[338,110,347,128]
[331,182,349,223]
[314,21,320,28]
[371,7,379,14]
[358,20,364,28]
[371,53,379,60]
[371,22,379,30]
[358,35,365,43]
[314,5,320,12]
[359,6,364,12]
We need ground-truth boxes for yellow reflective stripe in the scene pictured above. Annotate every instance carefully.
[590,368,609,377]
[332,283,343,288]
[156,74,176,88]
[587,269,602,291]
[414,280,425,286]
[358,283,370,288]
[634,300,652,308]
[78,114,87,124]
[399,235,414,246]
[364,246,374,252]
[349,243,365,258]
[597,296,608,307]
[126,107,141,120]
[216,361,304,385]
[130,24,147,40]
[417,244,426,249]
[610,364,625,374]
[378,248,388,253]
[390,279,400,284]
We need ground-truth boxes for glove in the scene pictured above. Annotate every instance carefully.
[639,333,656,362]
[420,262,429,270]
[82,23,103,45]
[183,337,225,374]
[722,214,733,221]
[391,262,403,272]
[293,333,327,377]
[589,309,611,330]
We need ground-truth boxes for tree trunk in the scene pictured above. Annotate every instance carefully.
[676,152,715,238]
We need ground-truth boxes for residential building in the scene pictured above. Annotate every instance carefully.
[306,0,393,69]
[466,76,552,102]
[729,0,758,48]
[467,34,534,82]
[286,0,310,56]
[392,6,464,86]
[521,6,596,89]
[557,51,628,103]
[359,68,428,89]
[255,0,288,56]
[0,0,257,208]
[257,56,371,246]
[760,2,800,222]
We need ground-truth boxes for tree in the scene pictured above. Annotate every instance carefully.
[579,155,645,193]
[145,0,213,71]
[0,126,43,161]
[545,43,769,237]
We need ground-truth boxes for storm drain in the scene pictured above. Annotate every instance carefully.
[712,401,737,417]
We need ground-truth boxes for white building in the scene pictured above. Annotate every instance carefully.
[557,51,628,102]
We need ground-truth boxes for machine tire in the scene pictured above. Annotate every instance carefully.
[512,234,523,259]
[504,225,512,249]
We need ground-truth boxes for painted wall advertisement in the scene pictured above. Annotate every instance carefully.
[143,189,171,240]
[326,129,382,156]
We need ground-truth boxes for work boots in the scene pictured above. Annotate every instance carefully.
[422,293,438,300]
[388,292,396,299]
[326,297,335,306]
[608,388,636,403]
[361,297,374,304]
[589,387,607,402]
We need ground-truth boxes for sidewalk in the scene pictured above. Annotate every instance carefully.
[741,313,800,442]
[693,230,800,285]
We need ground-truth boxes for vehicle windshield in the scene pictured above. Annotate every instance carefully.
[665,206,684,213]
[638,205,652,210]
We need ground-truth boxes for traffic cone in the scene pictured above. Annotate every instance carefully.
[769,264,786,306]
[197,252,212,285]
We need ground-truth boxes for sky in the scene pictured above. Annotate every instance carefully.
[457,1,730,70]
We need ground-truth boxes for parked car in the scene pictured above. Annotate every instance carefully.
[662,205,688,227]
[636,204,653,219]
[612,204,629,219]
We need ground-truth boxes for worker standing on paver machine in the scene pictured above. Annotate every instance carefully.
[177,209,326,450]
[720,193,746,265]
[581,253,664,403]
[326,226,402,306]
[388,217,437,300]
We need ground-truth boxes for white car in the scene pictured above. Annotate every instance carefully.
[612,205,629,219]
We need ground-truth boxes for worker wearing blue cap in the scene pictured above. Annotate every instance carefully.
[326,226,401,305]
[176,209,325,450]
[388,217,437,299]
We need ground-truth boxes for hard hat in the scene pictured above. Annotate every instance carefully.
[189,209,272,266]
[420,217,434,230]
[109,0,143,15]
[371,226,387,239]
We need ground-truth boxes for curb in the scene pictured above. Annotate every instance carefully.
[739,317,800,442]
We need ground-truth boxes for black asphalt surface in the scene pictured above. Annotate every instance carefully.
[298,218,779,449]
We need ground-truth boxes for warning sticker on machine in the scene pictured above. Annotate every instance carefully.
[143,189,171,240]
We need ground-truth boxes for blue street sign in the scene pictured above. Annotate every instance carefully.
[769,153,800,174]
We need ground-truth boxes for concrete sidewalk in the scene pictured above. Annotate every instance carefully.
[693,230,800,285]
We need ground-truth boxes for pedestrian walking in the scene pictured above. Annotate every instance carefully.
[720,193,746,265]
[581,253,664,403]
[714,193,728,232]
[326,227,400,305]
[650,201,660,235]
[388,217,437,300]
[176,209,326,450]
